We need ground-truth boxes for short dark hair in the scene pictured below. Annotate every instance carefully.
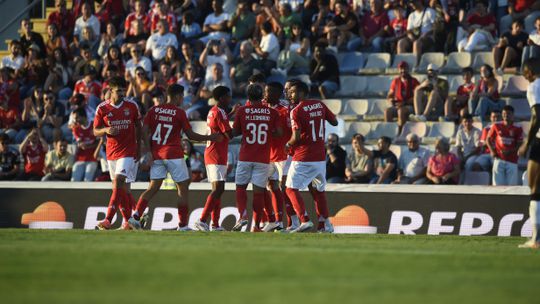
[262,21,273,33]
[462,67,473,74]
[502,105,514,113]
[512,19,524,27]
[247,84,263,101]
[108,76,127,89]
[73,107,87,118]
[462,113,473,121]
[266,81,283,92]
[212,86,230,101]
[523,58,540,75]
[167,84,184,97]
[0,133,10,144]
[248,73,266,84]
[380,136,392,145]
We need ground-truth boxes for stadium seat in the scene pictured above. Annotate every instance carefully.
[359,53,391,75]
[463,171,491,185]
[322,99,343,115]
[364,76,393,98]
[414,52,445,73]
[448,76,464,96]
[516,121,530,137]
[363,99,388,121]
[441,52,472,74]
[326,118,346,139]
[386,53,417,74]
[336,76,367,97]
[506,99,531,120]
[369,122,399,141]
[472,52,495,72]
[340,99,369,120]
[423,122,456,144]
[337,52,365,74]
[389,145,402,159]
[343,121,371,142]
[288,74,311,87]
[501,76,528,98]
[395,122,428,144]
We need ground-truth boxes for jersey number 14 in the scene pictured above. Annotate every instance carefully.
[309,119,324,142]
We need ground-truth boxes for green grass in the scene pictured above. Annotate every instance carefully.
[0,230,539,304]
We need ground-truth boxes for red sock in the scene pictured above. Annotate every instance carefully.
[105,188,119,222]
[236,186,247,219]
[178,203,189,227]
[313,190,329,219]
[117,188,131,221]
[285,188,309,222]
[200,195,216,223]
[135,198,149,220]
[252,192,265,228]
[263,190,275,222]
[283,189,296,216]
[270,188,284,222]
[211,199,221,227]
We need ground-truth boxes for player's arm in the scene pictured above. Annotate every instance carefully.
[287,128,300,146]
[185,129,223,142]
[519,105,540,156]
[377,161,395,184]
[93,111,117,137]
[485,127,497,158]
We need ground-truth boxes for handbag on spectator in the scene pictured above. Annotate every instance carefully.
[411,8,427,39]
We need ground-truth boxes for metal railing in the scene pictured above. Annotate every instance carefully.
[0,0,45,35]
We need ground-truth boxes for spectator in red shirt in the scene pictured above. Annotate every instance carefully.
[500,0,540,34]
[124,0,150,37]
[444,67,475,121]
[73,66,102,110]
[18,128,48,180]
[150,2,177,33]
[457,0,497,52]
[348,0,389,52]
[383,5,407,52]
[486,105,523,185]
[47,0,75,41]
[473,110,501,171]
[427,137,461,184]
[69,108,98,181]
[0,93,22,142]
[384,61,419,132]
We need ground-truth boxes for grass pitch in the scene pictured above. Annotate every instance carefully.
[0,230,539,304]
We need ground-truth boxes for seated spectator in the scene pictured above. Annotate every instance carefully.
[310,42,340,99]
[45,48,73,102]
[254,0,280,42]
[473,110,501,171]
[125,45,152,79]
[383,5,407,53]
[180,42,203,77]
[97,22,123,58]
[231,41,262,96]
[183,139,206,182]
[326,133,347,183]
[73,44,101,82]
[351,0,389,52]
[69,108,98,181]
[19,45,48,96]
[385,61,419,132]
[38,90,65,143]
[124,0,150,39]
[324,1,360,51]
[1,40,24,73]
[276,22,310,76]
[311,0,335,39]
[180,11,203,43]
[499,0,540,34]
[101,45,125,79]
[18,128,47,180]
[395,134,430,184]
[150,2,177,33]
[0,134,19,180]
[73,66,102,110]
[145,20,178,62]
[63,93,96,141]
[73,2,100,49]
[457,0,496,52]
[200,0,231,44]
[345,133,373,183]
[493,19,528,74]
[228,1,256,45]
[427,137,461,184]
[200,63,232,100]
[21,87,44,133]
[45,23,68,57]
[0,92,22,142]
[277,2,302,39]
[161,46,182,78]
[253,21,280,74]
[444,67,475,121]
[397,0,437,64]
[455,114,482,171]
[177,63,203,114]
[360,136,398,184]
[127,67,152,111]
[42,139,74,181]
[151,62,178,90]
[0,68,20,111]
[411,64,448,122]
[468,64,502,121]
[486,105,523,185]
[47,0,75,41]
[122,19,149,55]
[19,18,46,59]
[226,146,238,182]
[521,16,540,70]
[200,39,233,83]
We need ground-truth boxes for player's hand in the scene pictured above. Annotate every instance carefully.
[106,127,119,136]
[518,143,528,157]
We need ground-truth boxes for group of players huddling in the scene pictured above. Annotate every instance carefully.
[93,76,336,233]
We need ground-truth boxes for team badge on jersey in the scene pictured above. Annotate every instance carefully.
[124,109,130,116]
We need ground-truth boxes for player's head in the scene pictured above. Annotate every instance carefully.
[212,85,231,107]
[167,84,184,106]
[108,77,127,102]
[502,105,514,124]
[289,81,309,104]
[522,58,540,83]
[247,83,264,103]
[264,82,283,105]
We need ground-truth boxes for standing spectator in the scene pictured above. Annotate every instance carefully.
[455,114,482,171]
[395,133,430,184]
[325,1,359,51]
[19,19,46,59]
[74,2,101,46]
[47,0,75,41]
[326,133,347,183]
[42,139,74,181]
[230,41,262,96]
[0,134,19,181]
[411,64,448,122]
[468,64,502,121]
[473,110,501,171]
[1,41,25,73]
[145,20,178,62]
[200,0,231,44]
[444,67,475,121]
[125,45,152,79]
[397,0,437,64]
[353,0,389,52]
[18,128,47,180]
[486,105,523,185]
[385,61,419,132]
[345,133,373,183]
[457,0,496,52]
[310,42,340,99]
[493,19,528,74]
[69,108,98,181]
[427,137,461,184]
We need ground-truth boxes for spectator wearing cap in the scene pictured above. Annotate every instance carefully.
[42,139,74,181]
[0,134,19,180]
[326,133,347,183]
[19,18,46,59]
[397,0,437,64]
[348,0,389,52]
[385,61,419,132]
[200,0,232,44]
[457,0,497,52]
[310,42,340,99]
[73,66,102,110]
[411,64,448,122]
[455,114,482,171]
[427,137,461,184]
[468,64,502,121]
[493,19,528,74]
[1,40,24,73]
[444,67,475,121]
[395,133,430,184]
[145,19,178,62]
[126,45,152,79]
[69,108,98,181]
[345,133,373,184]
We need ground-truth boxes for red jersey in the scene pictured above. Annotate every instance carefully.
[268,101,292,162]
[93,98,141,160]
[233,103,279,164]
[144,103,191,160]
[290,100,336,162]
[457,82,476,97]
[467,13,496,35]
[125,12,151,35]
[47,11,75,38]
[487,122,523,163]
[480,125,491,154]
[74,80,102,103]
[22,143,46,175]
[150,13,177,33]
[390,76,419,103]
[72,123,97,162]
[205,105,231,165]
[390,17,407,37]
[0,107,18,128]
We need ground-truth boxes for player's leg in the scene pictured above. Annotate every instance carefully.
[166,159,192,231]
[310,163,333,233]
[197,165,226,231]
[129,179,162,230]
[281,176,299,230]
[96,159,128,230]
[251,184,266,232]
[285,161,314,233]
[520,159,540,248]
[232,161,251,231]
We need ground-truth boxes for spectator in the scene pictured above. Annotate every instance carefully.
[42,139,74,181]
[0,134,19,181]
[127,67,152,111]
[345,133,373,183]
[326,133,347,183]
[182,138,206,182]
[180,42,203,77]
[45,23,68,57]
[19,45,48,96]
[200,63,232,100]
[145,20,178,62]
[226,147,238,182]
[361,136,398,184]
[411,64,448,122]
[77,26,100,57]
[45,48,73,101]
[0,91,22,142]
[427,137,461,184]
[200,39,233,83]
[383,5,407,53]
[74,2,101,47]
[101,45,125,79]
[455,114,482,171]
[150,2,177,33]
[310,42,340,99]
[522,17,540,70]
[352,0,389,52]
[47,0,75,41]
[19,19,46,59]
[253,21,280,73]
[21,87,44,135]
[395,133,430,184]
[122,19,149,55]
[311,0,335,38]
[0,68,20,111]
[397,0,437,64]
[38,91,65,143]
[474,110,501,171]
[230,41,262,96]
[161,46,182,78]
[200,0,231,44]
[253,0,281,41]
[444,67,475,121]
[151,62,178,90]
[73,44,101,82]
[69,108,98,181]
[325,1,360,51]
[1,41,24,73]
[180,11,203,43]
[457,0,496,52]
[18,128,48,181]
[276,22,311,75]
[125,45,152,79]
[468,64,502,121]
[97,22,123,58]
[499,0,540,34]
[124,0,151,38]
[177,63,203,114]
[385,61,419,132]
[228,1,256,45]
[493,19,528,74]
[277,2,302,39]
[73,65,102,110]
[486,105,523,185]
[64,93,96,140]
